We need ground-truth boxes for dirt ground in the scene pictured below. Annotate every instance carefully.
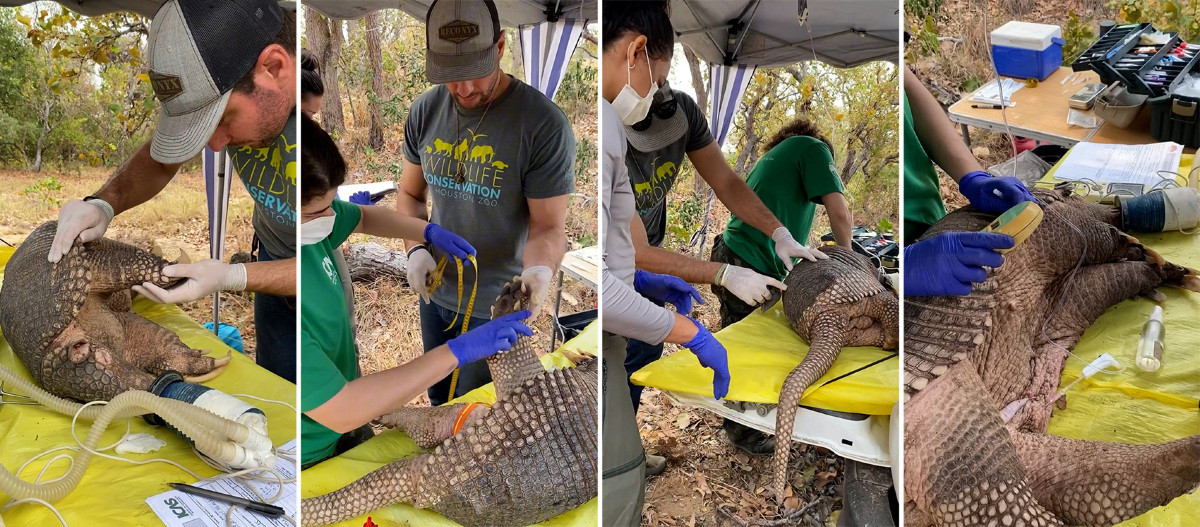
[0,167,260,358]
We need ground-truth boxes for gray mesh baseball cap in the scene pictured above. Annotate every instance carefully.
[425,0,502,84]
[146,0,283,163]
[624,83,689,153]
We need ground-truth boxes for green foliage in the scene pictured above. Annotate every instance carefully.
[875,217,894,236]
[0,5,154,169]
[21,176,63,205]
[907,0,945,20]
[665,191,705,248]
[959,74,982,93]
[1062,11,1097,66]
[1111,0,1200,41]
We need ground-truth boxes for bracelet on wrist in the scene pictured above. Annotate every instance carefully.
[406,244,429,258]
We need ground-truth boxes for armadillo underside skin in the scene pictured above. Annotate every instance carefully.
[301,277,598,527]
[903,187,1200,527]
[0,222,230,402]
[770,246,898,503]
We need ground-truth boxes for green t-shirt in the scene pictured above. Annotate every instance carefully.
[722,136,844,280]
[300,199,362,465]
[902,92,945,244]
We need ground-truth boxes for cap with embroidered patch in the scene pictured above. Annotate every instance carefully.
[424,0,502,84]
[146,0,284,163]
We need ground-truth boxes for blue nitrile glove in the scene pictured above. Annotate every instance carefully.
[424,223,476,261]
[633,269,703,314]
[348,190,371,205]
[683,317,730,399]
[958,171,1037,213]
[904,232,1015,296]
[446,310,533,366]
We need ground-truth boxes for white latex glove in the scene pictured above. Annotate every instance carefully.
[715,264,787,306]
[771,226,828,271]
[49,199,114,263]
[132,260,246,304]
[520,265,553,319]
[406,246,437,303]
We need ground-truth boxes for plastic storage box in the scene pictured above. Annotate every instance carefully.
[990,21,1065,81]
[1148,57,1200,147]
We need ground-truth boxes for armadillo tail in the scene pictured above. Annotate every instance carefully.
[301,455,428,526]
[771,314,846,505]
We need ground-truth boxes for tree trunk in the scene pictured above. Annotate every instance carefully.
[305,10,346,135]
[684,47,711,194]
[346,242,408,283]
[365,12,385,150]
[32,100,51,173]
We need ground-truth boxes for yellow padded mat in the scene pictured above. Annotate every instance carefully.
[300,321,599,527]
[0,246,298,525]
[1040,157,1200,526]
[629,302,899,416]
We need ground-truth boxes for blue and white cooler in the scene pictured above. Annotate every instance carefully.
[991,21,1065,81]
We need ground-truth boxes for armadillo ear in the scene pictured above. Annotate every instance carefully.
[67,339,91,363]
[175,248,192,265]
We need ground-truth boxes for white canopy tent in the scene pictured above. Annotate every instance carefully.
[304,0,597,102]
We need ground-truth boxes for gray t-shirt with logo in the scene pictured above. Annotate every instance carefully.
[623,90,713,247]
[403,77,575,319]
[228,109,298,259]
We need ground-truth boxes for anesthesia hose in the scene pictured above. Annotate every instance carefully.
[0,363,268,505]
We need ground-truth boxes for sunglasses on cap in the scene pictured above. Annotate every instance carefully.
[631,81,679,132]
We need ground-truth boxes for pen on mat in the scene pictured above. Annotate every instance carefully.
[971,104,1003,109]
[169,483,285,517]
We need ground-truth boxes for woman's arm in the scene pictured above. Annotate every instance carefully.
[305,345,458,433]
[353,203,429,239]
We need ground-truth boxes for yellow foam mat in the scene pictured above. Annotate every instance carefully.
[1033,155,1200,526]
[300,321,600,527]
[629,303,898,416]
[0,246,298,524]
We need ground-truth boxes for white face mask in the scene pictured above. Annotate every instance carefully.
[300,213,336,246]
[611,47,657,126]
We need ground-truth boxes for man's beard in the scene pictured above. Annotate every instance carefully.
[232,88,291,148]
[454,70,501,110]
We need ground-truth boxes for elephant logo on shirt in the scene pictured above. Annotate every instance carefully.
[470,145,495,163]
[634,181,651,195]
[655,161,676,183]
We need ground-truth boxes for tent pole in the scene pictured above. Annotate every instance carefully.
[211,149,227,335]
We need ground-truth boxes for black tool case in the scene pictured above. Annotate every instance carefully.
[1148,54,1200,147]
[1072,23,1154,74]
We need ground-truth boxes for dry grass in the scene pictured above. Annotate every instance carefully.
[0,167,259,357]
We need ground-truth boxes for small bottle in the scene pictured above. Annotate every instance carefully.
[1136,306,1165,372]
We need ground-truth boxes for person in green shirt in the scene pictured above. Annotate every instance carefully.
[709,118,854,455]
[903,68,1034,296]
[298,115,533,466]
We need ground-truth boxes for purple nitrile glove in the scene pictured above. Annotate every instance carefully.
[348,190,371,205]
[424,223,476,261]
[446,310,533,366]
[633,269,703,314]
[683,317,730,400]
[958,171,1037,213]
[904,232,1014,296]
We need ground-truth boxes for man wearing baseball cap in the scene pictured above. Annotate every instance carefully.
[397,0,576,405]
[47,0,300,382]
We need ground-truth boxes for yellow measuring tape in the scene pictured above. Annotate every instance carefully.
[427,253,479,399]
